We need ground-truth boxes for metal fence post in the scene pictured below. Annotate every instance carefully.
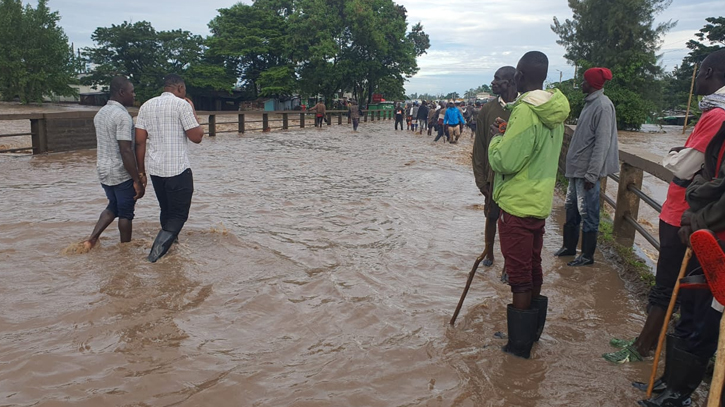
[263,113,269,131]
[326,113,331,126]
[238,114,245,134]
[209,114,216,137]
[300,113,305,128]
[613,162,643,247]
[282,113,289,129]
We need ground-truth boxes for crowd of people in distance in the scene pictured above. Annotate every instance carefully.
[393,99,479,144]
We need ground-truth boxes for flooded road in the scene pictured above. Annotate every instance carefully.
[0,122,683,406]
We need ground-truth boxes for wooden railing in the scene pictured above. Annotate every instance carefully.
[0,109,395,155]
[599,147,670,252]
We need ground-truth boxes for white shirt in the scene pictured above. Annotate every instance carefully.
[136,92,199,178]
[94,100,133,186]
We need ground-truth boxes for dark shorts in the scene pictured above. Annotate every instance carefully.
[102,178,136,220]
[498,210,545,293]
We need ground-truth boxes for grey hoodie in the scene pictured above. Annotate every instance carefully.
[565,89,619,183]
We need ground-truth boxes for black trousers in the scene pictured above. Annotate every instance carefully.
[150,168,194,235]
[648,220,694,309]
[395,117,403,130]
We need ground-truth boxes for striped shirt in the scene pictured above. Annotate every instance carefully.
[94,100,133,186]
[136,92,200,178]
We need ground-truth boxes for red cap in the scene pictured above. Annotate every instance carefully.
[584,67,613,90]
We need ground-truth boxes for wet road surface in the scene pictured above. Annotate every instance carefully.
[0,122,688,406]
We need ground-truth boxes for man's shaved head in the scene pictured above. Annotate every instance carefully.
[515,51,549,93]
[496,66,516,81]
[696,49,725,96]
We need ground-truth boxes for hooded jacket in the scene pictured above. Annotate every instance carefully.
[488,89,571,219]
[565,89,619,182]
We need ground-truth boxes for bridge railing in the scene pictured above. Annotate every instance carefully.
[0,109,395,155]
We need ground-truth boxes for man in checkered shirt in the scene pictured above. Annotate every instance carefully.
[135,74,204,262]
[84,76,144,251]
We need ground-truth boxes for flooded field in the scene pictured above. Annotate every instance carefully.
[0,117,700,406]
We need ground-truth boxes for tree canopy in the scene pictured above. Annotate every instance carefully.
[207,0,429,103]
[83,21,235,102]
[552,0,675,129]
[0,0,79,103]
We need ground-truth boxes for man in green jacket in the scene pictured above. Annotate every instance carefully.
[488,51,570,359]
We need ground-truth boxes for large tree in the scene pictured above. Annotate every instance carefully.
[207,0,428,104]
[83,21,233,102]
[206,3,291,99]
[552,0,675,129]
[0,0,78,103]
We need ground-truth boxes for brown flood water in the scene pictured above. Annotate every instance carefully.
[0,121,690,406]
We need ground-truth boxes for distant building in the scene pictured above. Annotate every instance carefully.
[476,92,492,100]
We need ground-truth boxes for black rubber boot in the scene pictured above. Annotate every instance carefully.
[632,334,686,393]
[530,296,548,342]
[567,231,596,266]
[148,230,177,263]
[502,304,538,359]
[637,344,708,407]
[554,224,578,256]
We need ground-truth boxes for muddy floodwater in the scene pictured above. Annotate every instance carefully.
[0,121,697,406]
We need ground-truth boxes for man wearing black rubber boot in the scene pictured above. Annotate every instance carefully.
[488,51,569,359]
[554,67,618,266]
[637,49,725,407]
[135,74,204,262]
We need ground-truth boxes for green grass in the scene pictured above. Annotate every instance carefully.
[598,212,655,286]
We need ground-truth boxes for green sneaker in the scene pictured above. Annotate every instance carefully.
[602,345,643,363]
[609,337,635,348]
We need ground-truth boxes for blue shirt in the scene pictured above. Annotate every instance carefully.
[444,107,465,125]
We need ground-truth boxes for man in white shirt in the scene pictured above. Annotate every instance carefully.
[84,76,143,251]
[135,74,204,262]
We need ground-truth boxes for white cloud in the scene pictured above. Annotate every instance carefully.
[43,0,719,95]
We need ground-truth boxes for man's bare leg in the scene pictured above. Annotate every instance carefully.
[84,209,116,250]
[512,291,532,310]
[632,305,666,356]
[483,218,496,267]
[118,218,132,243]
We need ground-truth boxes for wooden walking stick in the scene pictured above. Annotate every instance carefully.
[450,247,491,326]
[646,247,693,398]
[688,230,725,406]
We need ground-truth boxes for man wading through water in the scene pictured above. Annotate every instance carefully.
[488,51,570,358]
[84,76,144,250]
[311,100,326,127]
[472,66,517,275]
[135,74,204,262]
[555,67,619,267]
[604,50,725,366]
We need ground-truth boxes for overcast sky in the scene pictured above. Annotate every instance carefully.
[49,0,719,96]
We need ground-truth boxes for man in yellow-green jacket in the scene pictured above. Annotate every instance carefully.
[488,51,570,359]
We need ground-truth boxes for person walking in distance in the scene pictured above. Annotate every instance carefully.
[427,101,437,136]
[444,101,466,144]
[555,68,619,267]
[83,76,144,251]
[434,101,448,142]
[416,101,429,135]
[349,100,361,131]
[311,100,326,127]
[488,51,570,359]
[472,66,517,273]
[605,50,725,370]
[135,74,204,263]
[394,103,405,130]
